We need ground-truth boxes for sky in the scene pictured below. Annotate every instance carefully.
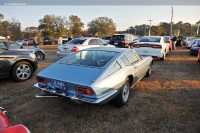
[0,5,200,31]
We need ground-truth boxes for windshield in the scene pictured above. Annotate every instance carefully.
[111,35,125,40]
[59,50,119,68]
[139,37,161,43]
[67,38,86,44]
[17,40,23,42]
[6,42,22,49]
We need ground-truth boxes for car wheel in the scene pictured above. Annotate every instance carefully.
[35,52,44,60]
[145,64,152,77]
[11,61,33,82]
[112,78,130,107]
[160,51,166,60]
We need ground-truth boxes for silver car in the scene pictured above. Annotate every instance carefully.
[35,47,153,106]
[0,41,45,60]
[56,37,115,57]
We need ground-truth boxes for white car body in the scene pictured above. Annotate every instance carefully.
[133,36,170,60]
[56,37,115,57]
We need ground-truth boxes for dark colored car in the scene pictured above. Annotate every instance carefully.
[0,41,45,61]
[0,44,37,82]
[43,37,52,45]
[190,39,200,55]
[108,34,138,48]
[0,107,31,133]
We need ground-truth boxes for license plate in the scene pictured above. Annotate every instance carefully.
[52,80,66,90]
[114,42,118,45]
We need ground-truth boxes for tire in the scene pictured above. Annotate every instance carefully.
[160,51,166,60]
[112,78,130,107]
[35,52,44,60]
[11,61,33,82]
[145,64,152,77]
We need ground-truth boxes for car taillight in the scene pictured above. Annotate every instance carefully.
[71,46,79,52]
[75,87,93,96]
[37,77,47,85]
[108,40,110,44]
[152,45,162,48]
[122,40,126,44]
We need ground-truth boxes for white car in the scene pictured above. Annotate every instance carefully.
[56,37,115,57]
[133,36,170,60]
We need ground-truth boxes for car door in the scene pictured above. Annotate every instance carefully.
[125,50,146,82]
[0,43,10,78]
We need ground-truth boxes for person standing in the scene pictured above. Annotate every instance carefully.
[172,34,177,50]
[68,36,72,42]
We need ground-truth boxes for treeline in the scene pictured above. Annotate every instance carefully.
[124,21,200,36]
[0,13,199,41]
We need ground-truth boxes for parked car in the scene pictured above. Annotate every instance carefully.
[108,34,138,48]
[43,37,52,45]
[190,39,200,55]
[163,36,172,50]
[62,35,69,44]
[0,40,45,60]
[35,47,153,106]
[0,107,30,133]
[133,36,170,60]
[0,43,37,82]
[102,36,112,43]
[16,40,28,46]
[56,37,115,58]
[28,37,39,46]
[185,37,199,49]
[198,49,200,62]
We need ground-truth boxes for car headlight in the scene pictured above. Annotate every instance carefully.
[30,53,36,59]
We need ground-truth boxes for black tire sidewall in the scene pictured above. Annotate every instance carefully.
[35,52,44,60]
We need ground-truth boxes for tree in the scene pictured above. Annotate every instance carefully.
[8,18,22,40]
[151,26,165,36]
[38,14,69,39]
[0,14,4,22]
[68,15,84,37]
[88,17,116,37]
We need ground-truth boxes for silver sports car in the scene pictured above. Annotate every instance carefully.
[34,47,153,106]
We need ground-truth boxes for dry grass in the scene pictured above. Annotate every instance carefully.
[0,46,200,133]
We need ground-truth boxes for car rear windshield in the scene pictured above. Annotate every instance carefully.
[59,50,119,68]
[67,38,86,44]
[139,37,161,43]
[111,35,125,40]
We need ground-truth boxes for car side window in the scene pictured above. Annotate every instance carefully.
[125,50,139,64]
[88,39,98,45]
[0,42,6,49]
[121,55,130,66]
[97,39,105,45]
[7,42,22,49]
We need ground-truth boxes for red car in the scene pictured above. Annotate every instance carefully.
[198,49,200,62]
[0,107,30,133]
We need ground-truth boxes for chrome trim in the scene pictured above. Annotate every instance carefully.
[34,83,117,104]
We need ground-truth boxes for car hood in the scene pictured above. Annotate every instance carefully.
[37,63,103,86]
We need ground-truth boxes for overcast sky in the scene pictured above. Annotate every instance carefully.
[0,5,200,31]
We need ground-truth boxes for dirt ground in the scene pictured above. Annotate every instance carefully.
[0,45,200,133]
